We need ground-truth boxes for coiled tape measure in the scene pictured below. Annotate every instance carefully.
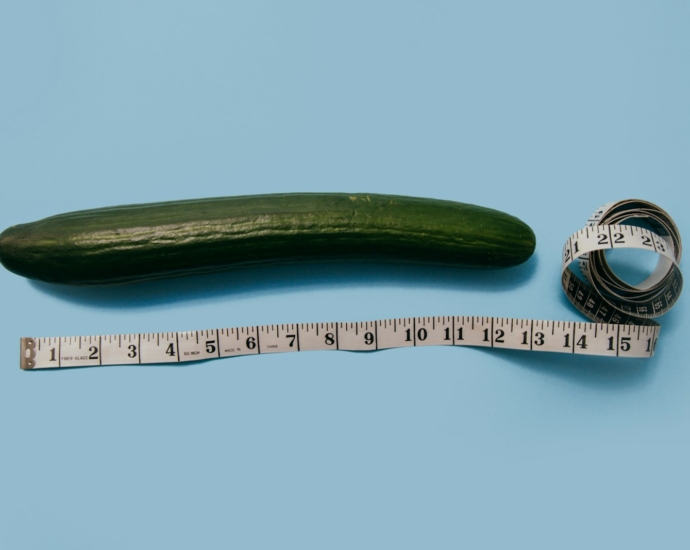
[19,199,682,370]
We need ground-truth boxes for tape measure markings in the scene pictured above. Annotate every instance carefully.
[562,200,682,327]
[21,317,660,369]
[19,199,681,369]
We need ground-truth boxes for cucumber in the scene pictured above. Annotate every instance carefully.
[0,193,535,285]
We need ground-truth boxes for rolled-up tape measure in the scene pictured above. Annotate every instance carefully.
[19,199,682,370]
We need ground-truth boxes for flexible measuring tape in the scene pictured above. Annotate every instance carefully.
[19,199,682,370]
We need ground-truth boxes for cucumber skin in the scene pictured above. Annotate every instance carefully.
[0,193,536,285]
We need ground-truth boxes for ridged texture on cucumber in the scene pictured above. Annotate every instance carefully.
[0,193,536,285]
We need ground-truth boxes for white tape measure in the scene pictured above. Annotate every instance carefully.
[19,199,682,370]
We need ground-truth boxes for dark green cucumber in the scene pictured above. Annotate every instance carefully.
[0,193,535,285]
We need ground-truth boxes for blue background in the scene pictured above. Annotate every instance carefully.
[1,2,688,548]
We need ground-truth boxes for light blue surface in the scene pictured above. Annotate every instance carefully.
[1,2,688,548]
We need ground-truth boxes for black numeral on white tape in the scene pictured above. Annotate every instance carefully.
[19,199,681,369]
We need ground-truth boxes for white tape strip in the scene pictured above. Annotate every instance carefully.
[19,199,682,369]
